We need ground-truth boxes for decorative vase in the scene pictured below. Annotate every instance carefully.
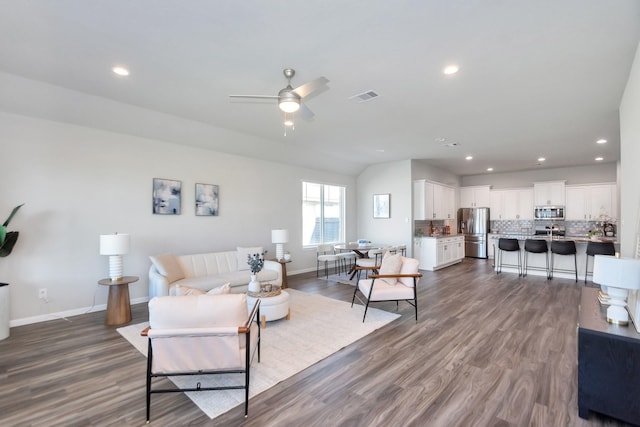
[0,283,9,340]
[284,253,291,261]
[248,274,261,293]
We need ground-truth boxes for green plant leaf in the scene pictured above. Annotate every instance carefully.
[0,225,5,246]
[0,231,19,257]
[3,203,24,228]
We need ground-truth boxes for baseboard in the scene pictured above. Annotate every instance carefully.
[10,296,150,327]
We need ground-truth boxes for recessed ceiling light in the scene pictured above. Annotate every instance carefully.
[465,156,473,160]
[443,65,459,75]
[596,139,607,144]
[538,157,546,162]
[112,66,130,76]
[375,149,385,153]
[284,120,294,127]
[595,157,604,161]
[487,167,494,172]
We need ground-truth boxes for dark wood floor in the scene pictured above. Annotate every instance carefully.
[0,258,634,426]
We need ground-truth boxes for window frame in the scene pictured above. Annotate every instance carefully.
[302,181,346,248]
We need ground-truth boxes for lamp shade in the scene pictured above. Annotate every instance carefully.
[100,233,130,255]
[271,229,289,244]
[593,255,640,290]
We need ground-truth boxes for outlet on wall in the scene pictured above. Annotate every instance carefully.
[38,288,47,300]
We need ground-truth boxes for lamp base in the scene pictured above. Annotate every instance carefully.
[109,255,124,282]
[275,243,284,261]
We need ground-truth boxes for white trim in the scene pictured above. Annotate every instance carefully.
[9,296,150,327]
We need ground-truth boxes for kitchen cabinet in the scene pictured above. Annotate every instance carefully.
[413,180,456,220]
[534,181,565,206]
[490,188,533,220]
[566,184,616,220]
[415,236,464,271]
[459,186,491,208]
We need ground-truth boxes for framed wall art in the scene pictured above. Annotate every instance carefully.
[373,193,390,219]
[152,178,182,215]
[195,183,219,216]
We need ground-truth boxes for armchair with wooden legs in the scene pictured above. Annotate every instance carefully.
[352,254,422,322]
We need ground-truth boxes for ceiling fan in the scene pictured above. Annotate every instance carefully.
[229,68,329,120]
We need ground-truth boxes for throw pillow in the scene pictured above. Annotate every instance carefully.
[149,253,185,283]
[398,257,420,287]
[175,282,231,296]
[237,246,264,271]
[378,252,403,285]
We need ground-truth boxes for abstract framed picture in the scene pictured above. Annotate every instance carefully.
[152,178,181,215]
[373,193,390,219]
[195,183,219,216]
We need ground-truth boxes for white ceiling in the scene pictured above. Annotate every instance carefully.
[1,0,639,176]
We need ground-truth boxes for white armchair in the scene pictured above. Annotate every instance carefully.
[144,293,261,421]
[352,254,422,322]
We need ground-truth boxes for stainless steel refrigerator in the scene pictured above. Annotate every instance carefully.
[457,207,490,258]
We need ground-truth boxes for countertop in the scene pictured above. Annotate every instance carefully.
[488,233,618,244]
[415,234,462,240]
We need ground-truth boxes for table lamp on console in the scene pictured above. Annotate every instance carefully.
[593,255,640,326]
[99,232,130,281]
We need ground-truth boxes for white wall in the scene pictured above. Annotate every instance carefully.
[461,163,617,188]
[0,112,356,324]
[411,160,461,187]
[357,160,413,254]
[620,40,640,256]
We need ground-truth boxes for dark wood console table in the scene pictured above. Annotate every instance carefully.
[578,287,640,425]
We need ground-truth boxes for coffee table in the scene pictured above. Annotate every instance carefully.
[246,289,290,328]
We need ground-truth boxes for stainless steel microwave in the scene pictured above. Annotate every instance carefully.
[534,206,565,220]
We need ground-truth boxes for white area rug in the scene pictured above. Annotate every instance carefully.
[117,289,399,420]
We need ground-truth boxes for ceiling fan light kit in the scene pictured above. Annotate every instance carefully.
[230,68,329,123]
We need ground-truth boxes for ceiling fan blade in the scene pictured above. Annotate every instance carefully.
[229,95,278,99]
[298,103,315,120]
[292,76,329,99]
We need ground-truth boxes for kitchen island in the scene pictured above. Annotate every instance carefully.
[489,234,619,280]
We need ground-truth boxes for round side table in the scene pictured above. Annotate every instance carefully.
[98,276,139,326]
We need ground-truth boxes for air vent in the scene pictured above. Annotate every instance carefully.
[349,90,379,103]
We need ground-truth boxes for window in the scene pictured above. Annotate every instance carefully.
[302,181,345,246]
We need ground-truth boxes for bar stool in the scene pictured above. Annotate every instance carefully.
[548,240,577,281]
[523,239,548,278]
[584,241,616,283]
[496,238,521,276]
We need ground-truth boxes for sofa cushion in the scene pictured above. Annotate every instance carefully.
[236,246,263,271]
[150,253,185,283]
[175,282,231,296]
[378,252,403,285]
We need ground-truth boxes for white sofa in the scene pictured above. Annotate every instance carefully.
[148,247,282,298]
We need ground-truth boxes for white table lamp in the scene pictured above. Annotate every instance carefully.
[100,233,130,281]
[593,255,640,325]
[271,229,289,261]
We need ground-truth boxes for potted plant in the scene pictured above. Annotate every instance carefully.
[1,203,24,341]
[246,250,267,293]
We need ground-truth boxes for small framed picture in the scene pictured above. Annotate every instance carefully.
[195,183,219,216]
[152,178,181,215]
[373,193,390,219]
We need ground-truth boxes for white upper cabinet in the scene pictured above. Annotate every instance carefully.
[459,185,491,208]
[534,181,565,206]
[566,184,616,220]
[491,188,533,220]
[414,180,456,220]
